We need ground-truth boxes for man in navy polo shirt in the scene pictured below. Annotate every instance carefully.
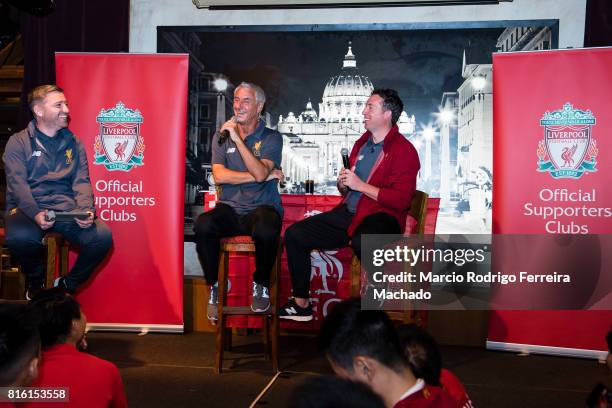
[194,82,283,321]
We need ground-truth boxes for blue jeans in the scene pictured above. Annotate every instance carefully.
[5,210,113,292]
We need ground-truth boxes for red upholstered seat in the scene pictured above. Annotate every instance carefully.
[220,236,253,245]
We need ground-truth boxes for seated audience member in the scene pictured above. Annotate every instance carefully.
[26,288,127,408]
[289,375,385,408]
[0,304,40,387]
[398,324,473,408]
[319,298,457,408]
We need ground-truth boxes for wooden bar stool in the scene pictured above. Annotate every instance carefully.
[43,232,70,288]
[215,236,281,374]
[350,190,429,324]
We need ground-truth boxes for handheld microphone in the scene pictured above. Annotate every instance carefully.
[341,148,350,169]
[217,129,230,145]
[217,116,236,145]
[340,148,352,192]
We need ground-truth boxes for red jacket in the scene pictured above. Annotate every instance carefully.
[343,125,420,236]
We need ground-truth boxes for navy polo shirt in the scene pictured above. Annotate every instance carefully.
[211,120,283,217]
[345,137,384,213]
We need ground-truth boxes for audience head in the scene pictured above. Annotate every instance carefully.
[29,288,86,348]
[319,298,410,388]
[0,304,40,386]
[397,323,443,386]
[289,375,385,408]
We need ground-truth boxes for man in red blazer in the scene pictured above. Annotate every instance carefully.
[280,89,420,322]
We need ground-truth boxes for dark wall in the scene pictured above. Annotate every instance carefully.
[19,0,129,127]
[584,0,612,47]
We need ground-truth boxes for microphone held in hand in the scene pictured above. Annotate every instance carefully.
[340,148,352,192]
[217,129,230,145]
[218,116,236,145]
[341,148,350,169]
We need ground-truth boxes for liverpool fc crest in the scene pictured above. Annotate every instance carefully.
[94,102,145,172]
[537,102,598,179]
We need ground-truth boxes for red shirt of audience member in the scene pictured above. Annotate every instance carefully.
[23,344,127,408]
[440,368,474,408]
[394,379,459,408]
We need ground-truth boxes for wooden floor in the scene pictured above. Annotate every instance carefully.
[82,330,608,408]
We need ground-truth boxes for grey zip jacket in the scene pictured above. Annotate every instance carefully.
[3,120,95,219]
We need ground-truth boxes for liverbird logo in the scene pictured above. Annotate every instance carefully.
[303,210,344,296]
[94,102,145,172]
[537,103,598,179]
[114,141,129,161]
[561,144,578,167]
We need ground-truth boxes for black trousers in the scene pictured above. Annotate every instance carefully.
[285,205,401,298]
[193,203,282,287]
[5,210,113,292]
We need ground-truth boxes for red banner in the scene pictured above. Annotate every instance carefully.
[491,48,612,356]
[56,53,188,331]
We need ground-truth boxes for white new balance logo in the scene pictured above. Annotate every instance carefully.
[285,307,297,315]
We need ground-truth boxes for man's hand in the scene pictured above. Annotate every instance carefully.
[266,168,284,182]
[75,211,94,229]
[220,118,240,144]
[339,168,364,192]
[34,210,55,230]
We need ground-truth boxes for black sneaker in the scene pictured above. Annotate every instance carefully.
[53,277,73,294]
[279,298,313,322]
[25,283,44,301]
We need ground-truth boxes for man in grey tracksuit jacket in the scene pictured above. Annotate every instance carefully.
[3,85,112,298]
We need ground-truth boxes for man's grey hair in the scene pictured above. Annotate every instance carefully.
[235,82,266,106]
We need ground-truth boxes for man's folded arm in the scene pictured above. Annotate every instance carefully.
[212,163,258,185]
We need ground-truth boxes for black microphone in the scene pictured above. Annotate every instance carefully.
[218,117,236,145]
[340,148,352,192]
[218,129,230,145]
[341,148,350,169]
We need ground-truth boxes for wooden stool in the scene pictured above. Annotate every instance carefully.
[0,230,69,299]
[350,190,429,325]
[215,236,281,374]
[42,232,69,288]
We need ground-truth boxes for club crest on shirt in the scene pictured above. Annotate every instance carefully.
[252,141,262,157]
[65,148,73,164]
[537,102,598,179]
[94,102,145,172]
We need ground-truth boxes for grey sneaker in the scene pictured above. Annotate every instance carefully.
[251,282,270,313]
[207,284,219,321]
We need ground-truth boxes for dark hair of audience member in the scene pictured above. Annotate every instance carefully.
[319,297,407,373]
[29,287,81,348]
[289,375,386,408]
[397,323,443,386]
[0,304,41,386]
